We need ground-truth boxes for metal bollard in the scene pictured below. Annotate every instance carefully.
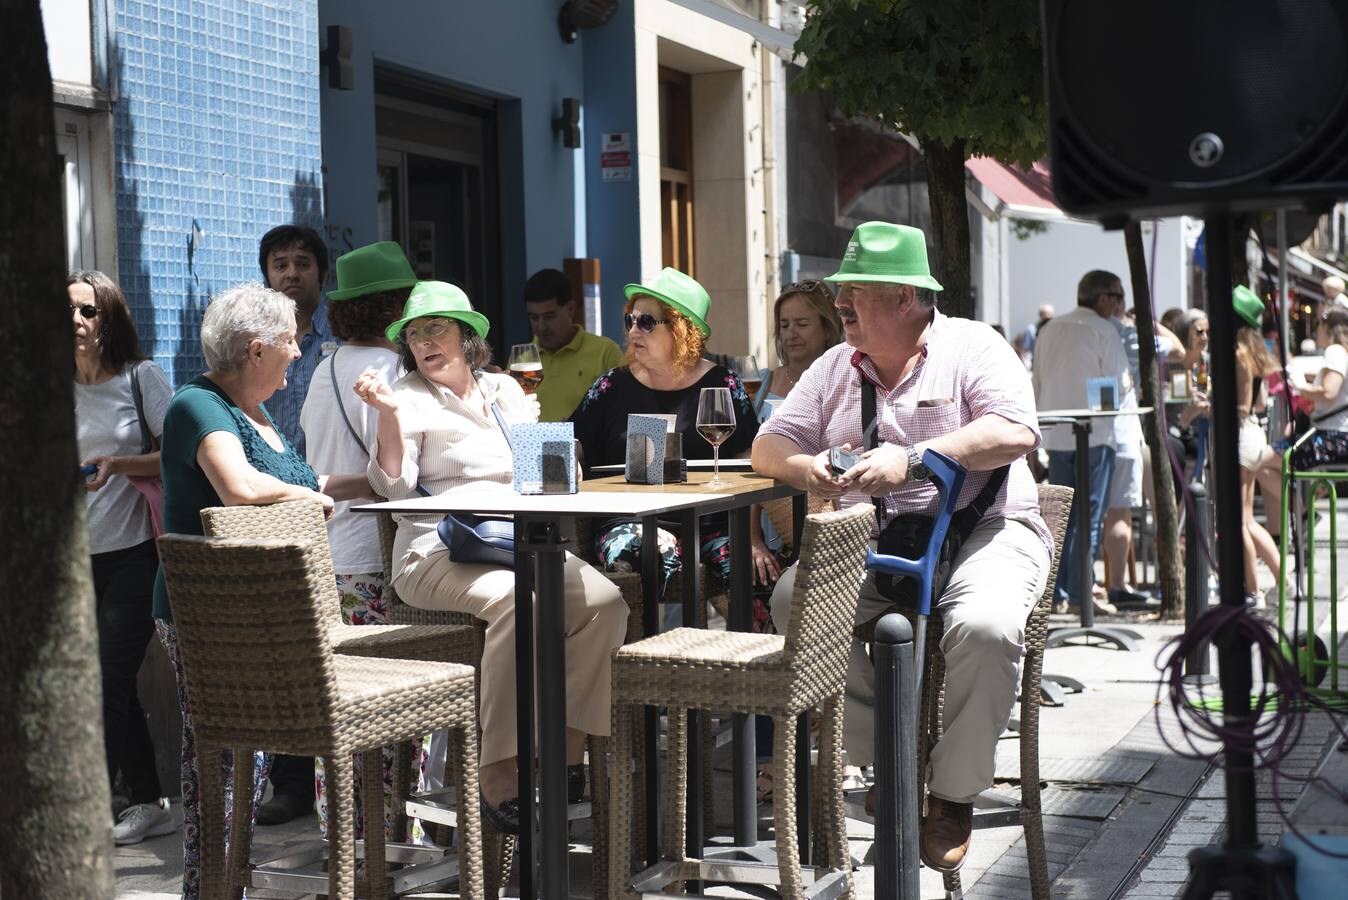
[1184,481,1212,680]
[873,613,920,900]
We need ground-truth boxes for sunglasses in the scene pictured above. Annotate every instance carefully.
[71,303,98,320]
[624,312,669,334]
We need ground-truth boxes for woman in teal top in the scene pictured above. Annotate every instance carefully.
[154,283,368,900]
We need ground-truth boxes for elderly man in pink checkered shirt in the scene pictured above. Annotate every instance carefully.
[753,221,1051,873]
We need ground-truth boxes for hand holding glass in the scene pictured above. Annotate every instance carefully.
[696,386,736,488]
[508,343,544,394]
[728,355,762,401]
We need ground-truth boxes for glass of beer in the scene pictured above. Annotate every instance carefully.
[509,343,544,394]
[696,386,736,488]
[729,355,762,401]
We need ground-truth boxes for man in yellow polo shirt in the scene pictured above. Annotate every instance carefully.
[526,268,624,421]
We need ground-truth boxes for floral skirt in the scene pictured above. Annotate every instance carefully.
[595,522,775,633]
[157,620,270,900]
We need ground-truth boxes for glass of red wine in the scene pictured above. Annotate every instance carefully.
[696,386,736,488]
[508,343,544,394]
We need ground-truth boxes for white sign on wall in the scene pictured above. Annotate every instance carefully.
[601,132,632,182]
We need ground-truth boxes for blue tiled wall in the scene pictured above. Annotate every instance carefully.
[114,0,323,383]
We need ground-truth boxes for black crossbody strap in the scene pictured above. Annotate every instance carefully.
[861,373,1009,537]
[861,378,885,519]
[128,361,154,454]
[1312,400,1348,425]
[329,348,369,455]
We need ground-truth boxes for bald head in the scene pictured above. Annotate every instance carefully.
[1037,304,1055,321]
[1323,275,1346,299]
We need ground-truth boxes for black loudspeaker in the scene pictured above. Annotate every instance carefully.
[1042,0,1348,226]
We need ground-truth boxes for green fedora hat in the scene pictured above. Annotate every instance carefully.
[825,221,944,291]
[1233,284,1264,328]
[328,241,418,300]
[623,267,712,337]
[385,281,491,344]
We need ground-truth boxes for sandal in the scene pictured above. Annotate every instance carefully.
[756,768,774,805]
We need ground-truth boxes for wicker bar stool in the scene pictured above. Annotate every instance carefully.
[156,534,485,900]
[892,484,1072,900]
[608,503,874,900]
[201,500,484,850]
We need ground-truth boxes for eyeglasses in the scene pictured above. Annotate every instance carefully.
[624,312,669,334]
[71,303,98,320]
[782,279,834,297]
[403,320,451,344]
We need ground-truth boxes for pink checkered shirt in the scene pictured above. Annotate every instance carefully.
[757,312,1052,555]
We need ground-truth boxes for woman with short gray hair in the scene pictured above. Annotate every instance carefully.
[151,282,372,900]
[199,281,298,372]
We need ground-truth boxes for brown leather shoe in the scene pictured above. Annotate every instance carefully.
[920,797,973,872]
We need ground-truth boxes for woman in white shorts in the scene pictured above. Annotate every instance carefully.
[1233,286,1281,604]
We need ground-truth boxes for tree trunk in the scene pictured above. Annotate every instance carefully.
[1124,223,1185,621]
[0,1,115,896]
[923,137,974,319]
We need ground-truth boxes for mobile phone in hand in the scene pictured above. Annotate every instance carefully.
[80,463,98,478]
[829,446,861,476]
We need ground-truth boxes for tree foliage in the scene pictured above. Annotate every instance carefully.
[794,0,1048,167]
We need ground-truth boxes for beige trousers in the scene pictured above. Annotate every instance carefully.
[771,516,1048,803]
[395,549,627,767]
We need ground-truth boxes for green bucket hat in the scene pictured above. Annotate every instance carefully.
[1233,284,1264,328]
[825,221,944,291]
[385,281,491,344]
[623,268,713,338]
[328,242,418,300]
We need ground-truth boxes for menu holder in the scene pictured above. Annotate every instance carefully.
[625,414,668,485]
[512,422,577,494]
[1169,371,1191,399]
[1087,376,1120,412]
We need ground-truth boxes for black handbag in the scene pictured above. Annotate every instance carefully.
[437,514,517,568]
[858,378,1008,606]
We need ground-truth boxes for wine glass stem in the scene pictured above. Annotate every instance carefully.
[713,444,720,483]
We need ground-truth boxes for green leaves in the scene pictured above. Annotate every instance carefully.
[795,0,1048,166]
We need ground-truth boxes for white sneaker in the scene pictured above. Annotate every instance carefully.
[113,798,177,845]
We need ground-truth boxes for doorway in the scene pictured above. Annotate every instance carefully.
[375,73,503,353]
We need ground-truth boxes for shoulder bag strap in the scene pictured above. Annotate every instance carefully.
[128,361,155,453]
[328,348,369,455]
[1312,400,1348,425]
[861,376,886,521]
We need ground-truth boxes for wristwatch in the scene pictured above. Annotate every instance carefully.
[905,445,930,482]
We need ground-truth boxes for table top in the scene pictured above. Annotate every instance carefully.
[1038,406,1154,420]
[589,458,755,475]
[352,470,798,518]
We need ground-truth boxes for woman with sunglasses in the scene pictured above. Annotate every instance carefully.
[70,271,180,847]
[354,282,626,834]
[569,268,760,624]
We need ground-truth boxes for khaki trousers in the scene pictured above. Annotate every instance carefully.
[395,549,627,767]
[771,516,1048,803]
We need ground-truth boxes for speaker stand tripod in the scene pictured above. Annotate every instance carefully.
[1179,213,1296,900]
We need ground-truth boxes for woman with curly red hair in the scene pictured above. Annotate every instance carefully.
[570,268,760,624]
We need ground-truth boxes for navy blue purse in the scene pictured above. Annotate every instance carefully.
[437,514,517,568]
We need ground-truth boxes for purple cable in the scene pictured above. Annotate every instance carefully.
[1155,602,1348,858]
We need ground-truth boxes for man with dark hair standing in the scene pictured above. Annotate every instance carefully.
[255,224,334,825]
[258,224,335,456]
[525,267,623,421]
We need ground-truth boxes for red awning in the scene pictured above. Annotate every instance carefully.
[965,157,1069,221]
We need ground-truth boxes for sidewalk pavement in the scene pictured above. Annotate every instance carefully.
[115,503,1346,899]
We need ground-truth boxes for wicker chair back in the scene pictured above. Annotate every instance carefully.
[781,503,875,676]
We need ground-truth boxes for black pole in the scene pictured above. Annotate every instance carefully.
[1179,214,1294,900]
[873,613,920,900]
[1074,420,1095,627]
[535,529,570,899]
[513,527,537,900]
[1183,481,1212,680]
[729,506,758,847]
[1202,215,1259,852]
